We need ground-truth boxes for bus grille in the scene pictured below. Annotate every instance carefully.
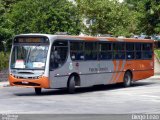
[13,82,40,86]
[13,75,39,79]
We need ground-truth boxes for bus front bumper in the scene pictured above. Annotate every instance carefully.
[9,74,50,88]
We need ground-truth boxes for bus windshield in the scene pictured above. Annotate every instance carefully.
[11,45,49,70]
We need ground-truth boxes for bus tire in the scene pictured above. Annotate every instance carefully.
[123,71,132,87]
[35,88,42,95]
[67,76,76,94]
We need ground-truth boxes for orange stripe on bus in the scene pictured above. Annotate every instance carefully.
[111,60,117,83]
[114,60,123,83]
[65,36,154,43]
[117,60,126,83]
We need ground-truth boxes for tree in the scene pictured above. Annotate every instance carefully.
[0,0,19,50]
[123,0,145,35]
[125,0,160,35]
[77,0,138,36]
[141,0,160,35]
[7,0,82,35]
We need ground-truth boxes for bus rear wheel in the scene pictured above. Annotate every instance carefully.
[123,71,132,87]
[67,76,76,94]
[35,88,42,95]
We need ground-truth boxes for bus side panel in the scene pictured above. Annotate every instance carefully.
[79,73,113,87]
[51,76,69,88]
[49,59,154,88]
[49,60,71,88]
[78,61,114,87]
[110,60,126,84]
[49,60,115,88]
[133,70,154,81]
[123,60,154,81]
[113,59,154,83]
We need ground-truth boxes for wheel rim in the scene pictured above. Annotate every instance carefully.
[125,74,131,86]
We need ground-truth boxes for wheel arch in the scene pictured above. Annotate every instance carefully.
[68,72,80,86]
[125,69,133,80]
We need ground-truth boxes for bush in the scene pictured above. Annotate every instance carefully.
[0,52,9,71]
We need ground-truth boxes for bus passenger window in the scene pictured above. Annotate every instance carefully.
[126,43,134,51]
[84,42,97,60]
[70,42,84,61]
[142,43,152,59]
[126,43,135,60]
[143,43,152,51]
[143,51,152,59]
[114,52,125,59]
[113,43,125,60]
[136,52,142,59]
[135,43,142,59]
[99,43,112,60]
[50,41,68,69]
[127,52,134,59]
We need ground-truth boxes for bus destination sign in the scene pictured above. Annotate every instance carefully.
[14,37,49,44]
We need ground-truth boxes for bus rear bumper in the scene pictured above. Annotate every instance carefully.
[8,74,50,89]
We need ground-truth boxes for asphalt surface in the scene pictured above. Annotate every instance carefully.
[0,75,160,114]
[1,51,160,120]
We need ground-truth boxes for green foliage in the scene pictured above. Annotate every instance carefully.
[0,52,9,70]
[155,49,160,60]
[0,0,82,70]
[127,0,160,35]
[7,0,82,35]
[0,0,18,48]
[77,0,138,36]
[124,0,145,34]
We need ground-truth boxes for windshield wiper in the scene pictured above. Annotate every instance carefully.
[26,44,41,64]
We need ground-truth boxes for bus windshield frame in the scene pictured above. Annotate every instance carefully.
[11,44,49,70]
[10,37,49,70]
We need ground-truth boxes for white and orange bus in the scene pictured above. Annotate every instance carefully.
[9,34,154,94]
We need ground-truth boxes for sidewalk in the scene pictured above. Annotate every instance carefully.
[154,55,160,74]
[0,81,10,88]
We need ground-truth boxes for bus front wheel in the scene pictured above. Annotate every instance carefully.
[123,71,132,87]
[67,76,76,94]
[35,88,42,95]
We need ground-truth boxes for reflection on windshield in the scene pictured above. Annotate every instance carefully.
[11,45,48,69]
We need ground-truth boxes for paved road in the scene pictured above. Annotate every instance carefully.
[0,75,160,114]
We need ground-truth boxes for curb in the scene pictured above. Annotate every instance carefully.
[0,81,10,88]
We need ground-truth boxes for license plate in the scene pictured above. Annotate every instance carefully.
[22,81,29,84]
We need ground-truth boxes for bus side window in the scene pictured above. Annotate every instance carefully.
[99,42,112,60]
[126,43,135,60]
[142,43,152,59]
[84,42,98,60]
[113,43,125,60]
[50,41,68,70]
[135,43,142,59]
[70,42,84,61]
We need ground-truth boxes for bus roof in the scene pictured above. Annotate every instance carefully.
[15,34,154,43]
